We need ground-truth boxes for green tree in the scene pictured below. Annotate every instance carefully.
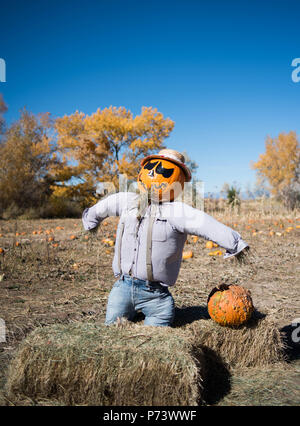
[221,182,241,208]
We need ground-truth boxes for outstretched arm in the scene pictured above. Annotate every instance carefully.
[169,203,249,258]
[82,192,134,232]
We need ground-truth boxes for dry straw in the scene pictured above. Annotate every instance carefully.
[6,321,206,406]
[5,311,286,406]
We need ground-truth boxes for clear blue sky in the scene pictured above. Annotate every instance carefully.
[1,0,300,193]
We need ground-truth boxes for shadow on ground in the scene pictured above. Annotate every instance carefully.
[174,305,231,405]
[173,305,210,327]
[200,347,231,405]
[132,305,210,326]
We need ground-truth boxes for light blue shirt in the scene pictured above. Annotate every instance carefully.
[82,192,248,287]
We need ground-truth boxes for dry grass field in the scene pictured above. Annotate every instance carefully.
[0,198,299,406]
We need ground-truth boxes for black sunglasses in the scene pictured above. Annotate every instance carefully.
[144,160,174,178]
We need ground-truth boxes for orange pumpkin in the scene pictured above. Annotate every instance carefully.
[102,238,115,247]
[182,250,193,260]
[208,250,223,256]
[138,158,185,202]
[207,284,254,326]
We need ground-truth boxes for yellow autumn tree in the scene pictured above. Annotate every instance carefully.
[251,131,300,208]
[54,106,174,205]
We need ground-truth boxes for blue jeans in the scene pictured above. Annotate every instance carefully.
[105,275,175,327]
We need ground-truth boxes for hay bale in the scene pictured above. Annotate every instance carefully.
[6,321,206,406]
[185,312,286,369]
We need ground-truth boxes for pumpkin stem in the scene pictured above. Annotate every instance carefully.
[207,283,231,304]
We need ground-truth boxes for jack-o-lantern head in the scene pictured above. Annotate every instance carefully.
[138,149,191,202]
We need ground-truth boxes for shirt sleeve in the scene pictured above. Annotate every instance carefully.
[169,203,249,258]
[82,192,133,231]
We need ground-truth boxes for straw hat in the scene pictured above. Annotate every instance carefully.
[141,149,192,182]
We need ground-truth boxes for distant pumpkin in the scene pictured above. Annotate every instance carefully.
[207,284,254,326]
[208,250,223,256]
[182,250,193,260]
[102,238,115,247]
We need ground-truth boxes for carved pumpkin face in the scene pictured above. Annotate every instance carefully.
[138,159,185,202]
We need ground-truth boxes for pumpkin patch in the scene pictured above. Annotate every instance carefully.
[0,211,298,406]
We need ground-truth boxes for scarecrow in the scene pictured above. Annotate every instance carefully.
[82,149,249,326]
